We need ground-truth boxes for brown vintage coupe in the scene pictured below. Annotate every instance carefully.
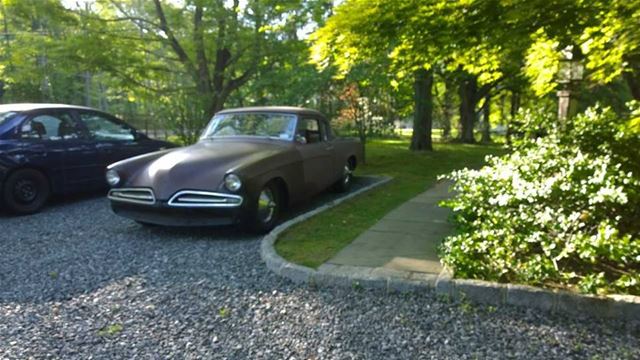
[106,107,363,232]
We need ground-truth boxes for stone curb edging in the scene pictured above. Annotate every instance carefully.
[260,177,640,322]
[436,268,640,321]
[261,175,393,282]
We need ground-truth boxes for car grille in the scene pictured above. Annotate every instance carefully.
[168,190,243,208]
[108,188,156,205]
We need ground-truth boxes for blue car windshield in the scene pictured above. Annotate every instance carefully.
[201,113,297,141]
[0,111,17,126]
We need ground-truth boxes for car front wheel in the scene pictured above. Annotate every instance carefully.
[2,169,50,214]
[249,182,281,233]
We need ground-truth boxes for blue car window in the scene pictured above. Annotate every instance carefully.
[21,113,82,141]
[79,113,135,141]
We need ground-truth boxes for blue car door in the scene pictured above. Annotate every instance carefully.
[19,109,101,191]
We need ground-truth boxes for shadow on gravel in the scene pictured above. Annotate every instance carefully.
[0,176,380,304]
[0,190,107,218]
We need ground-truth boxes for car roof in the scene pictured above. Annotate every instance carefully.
[0,103,97,113]
[217,106,325,118]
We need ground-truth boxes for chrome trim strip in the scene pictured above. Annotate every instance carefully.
[108,188,156,205]
[174,195,228,203]
[168,190,243,208]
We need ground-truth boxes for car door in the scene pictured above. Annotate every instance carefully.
[77,111,145,167]
[319,118,342,181]
[295,117,335,193]
[19,109,100,191]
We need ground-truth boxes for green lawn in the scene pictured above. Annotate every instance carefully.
[275,138,507,268]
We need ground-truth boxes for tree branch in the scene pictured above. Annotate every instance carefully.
[152,0,196,75]
[106,1,159,32]
[477,77,503,101]
[94,15,160,28]
[193,2,212,92]
[227,67,256,92]
[105,65,190,93]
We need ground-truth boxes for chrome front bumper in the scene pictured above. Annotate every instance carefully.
[108,188,243,208]
[108,188,156,205]
[167,190,243,208]
[108,188,245,227]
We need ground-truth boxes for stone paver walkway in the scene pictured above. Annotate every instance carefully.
[325,181,453,275]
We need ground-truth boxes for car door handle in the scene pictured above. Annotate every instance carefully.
[325,145,334,151]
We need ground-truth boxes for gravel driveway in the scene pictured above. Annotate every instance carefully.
[1,180,638,359]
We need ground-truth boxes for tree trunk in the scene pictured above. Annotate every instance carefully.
[442,77,454,139]
[623,55,640,100]
[0,80,5,103]
[83,72,92,107]
[458,75,477,144]
[624,70,640,100]
[98,81,109,111]
[481,94,491,143]
[358,113,367,164]
[152,0,257,118]
[410,68,433,151]
[507,90,520,146]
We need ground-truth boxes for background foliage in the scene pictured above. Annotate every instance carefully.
[441,108,640,295]
[0,0,637,145]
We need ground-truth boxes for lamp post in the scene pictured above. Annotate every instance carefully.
[557,46,584,122]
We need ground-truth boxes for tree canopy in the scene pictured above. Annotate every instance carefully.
[0,0,636,145]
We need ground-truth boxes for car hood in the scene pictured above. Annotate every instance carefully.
[123,138,290,200]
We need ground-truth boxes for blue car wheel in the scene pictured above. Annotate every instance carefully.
[2,169,50,214]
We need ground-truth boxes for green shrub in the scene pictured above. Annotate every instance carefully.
[509,107,558,145]
[440,107,640,295]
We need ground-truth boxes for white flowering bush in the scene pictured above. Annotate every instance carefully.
[441,107,640,295]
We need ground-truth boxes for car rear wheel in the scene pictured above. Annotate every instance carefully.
[333,160,354,193]
[249,182,281,233]
[2,169,50,214]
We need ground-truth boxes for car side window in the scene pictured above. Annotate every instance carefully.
[79,112,135,141]
[21,112,83,141]
[297,118,323,144]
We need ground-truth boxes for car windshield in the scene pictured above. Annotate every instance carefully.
[201,113,297,141]
[0,111,17,126]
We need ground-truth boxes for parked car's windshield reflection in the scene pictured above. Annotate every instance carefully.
[201,113,297,141]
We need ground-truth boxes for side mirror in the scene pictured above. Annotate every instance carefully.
[295,134,307,144]
[132,129,145,140]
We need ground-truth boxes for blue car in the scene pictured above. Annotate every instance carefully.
[0,103,174,214]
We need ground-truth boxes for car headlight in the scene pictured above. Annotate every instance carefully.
[224,173,242,192]
[106,169,121,187]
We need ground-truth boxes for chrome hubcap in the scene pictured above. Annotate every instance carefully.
[257,188,277,223]
[343,165,353,185]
